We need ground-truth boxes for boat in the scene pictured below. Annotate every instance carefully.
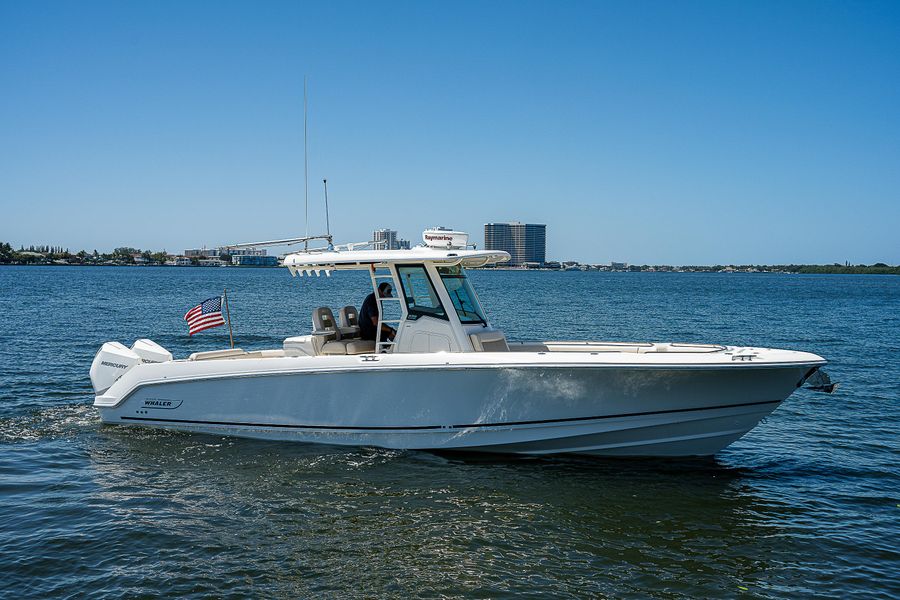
[89,229,834,457]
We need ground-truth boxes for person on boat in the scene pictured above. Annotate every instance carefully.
[360,282,396,343]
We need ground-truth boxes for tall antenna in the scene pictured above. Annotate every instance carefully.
[323,178,331,240]
[303,76,309,249]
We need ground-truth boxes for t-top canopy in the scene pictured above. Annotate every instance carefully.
[282,247,510,276]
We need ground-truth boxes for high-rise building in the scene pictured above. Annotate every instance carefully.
[484,222,546,266]
[373,228,410,250]
[373,229,397,250]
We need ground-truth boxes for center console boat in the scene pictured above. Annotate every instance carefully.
[90,229,832,457]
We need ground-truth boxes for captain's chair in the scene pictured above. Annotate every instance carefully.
[311,307,375,355]
[312,307,345,355]
[339,305,361,339]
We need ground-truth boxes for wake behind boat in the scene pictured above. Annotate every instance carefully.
[89,229,832,457]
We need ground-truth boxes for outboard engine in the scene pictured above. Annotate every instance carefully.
[89,342,142,394]
[131,339,173,364]
[90,339,174,394]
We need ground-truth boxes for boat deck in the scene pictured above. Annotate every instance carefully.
[181,340,785,364]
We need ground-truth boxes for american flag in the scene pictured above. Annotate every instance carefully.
[184,296,225,335]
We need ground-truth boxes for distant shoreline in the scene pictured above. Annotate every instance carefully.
[3,242,896,274]
[1,263,897,275]
[483,265,900,275]
[0,263,282,269]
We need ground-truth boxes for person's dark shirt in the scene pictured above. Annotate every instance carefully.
[359,292,378,341]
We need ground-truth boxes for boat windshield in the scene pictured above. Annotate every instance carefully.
[397,264,448,321]
[437,265,487,325]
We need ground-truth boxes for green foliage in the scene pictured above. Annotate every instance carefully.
[112,247,139,263]
[0,242,174,265]
[792,264,900,275]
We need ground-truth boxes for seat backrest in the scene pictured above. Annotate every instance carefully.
[470,330,509,352]
[339,305,359,329]
[312,307,340,340]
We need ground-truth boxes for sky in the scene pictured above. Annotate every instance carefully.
[1,0,898,265]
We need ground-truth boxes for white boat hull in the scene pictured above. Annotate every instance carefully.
[94,353,821,456]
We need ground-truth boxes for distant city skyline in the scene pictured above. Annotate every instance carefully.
[1,1,899,264]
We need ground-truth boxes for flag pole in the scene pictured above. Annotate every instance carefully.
[223,288,234,349]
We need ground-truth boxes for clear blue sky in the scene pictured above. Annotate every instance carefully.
[1,0,898,264]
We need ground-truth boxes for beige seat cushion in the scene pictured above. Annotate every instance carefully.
[345,340,376,355]
[470,330,509,352]
[189,348,246,361]
[321,341,348,355]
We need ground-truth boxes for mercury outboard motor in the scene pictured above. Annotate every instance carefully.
[90,342,141,394]
[89,339,173,394]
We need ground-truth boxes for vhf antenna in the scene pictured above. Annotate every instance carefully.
[303,76,309,250]
[323,179,332,249]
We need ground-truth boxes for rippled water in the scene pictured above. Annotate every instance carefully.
[1,266,898,598]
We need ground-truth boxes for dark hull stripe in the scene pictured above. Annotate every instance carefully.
[118,399,782,431]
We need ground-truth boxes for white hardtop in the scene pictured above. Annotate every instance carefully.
[283,246,509,275]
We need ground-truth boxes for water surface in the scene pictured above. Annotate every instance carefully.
[1,267,897,598]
